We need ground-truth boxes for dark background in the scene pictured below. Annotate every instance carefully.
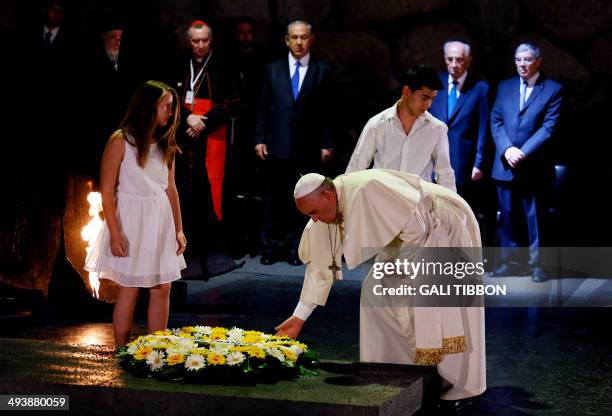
[1,0,611,294]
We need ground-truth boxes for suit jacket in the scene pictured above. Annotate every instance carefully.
[430,72,490,185]
[490,75,562,182]
[255,56,334,165]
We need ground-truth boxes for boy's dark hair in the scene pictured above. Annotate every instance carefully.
[400,65,443,91]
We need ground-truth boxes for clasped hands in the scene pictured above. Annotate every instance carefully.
[186,114,208,138]
[504,146,526,168]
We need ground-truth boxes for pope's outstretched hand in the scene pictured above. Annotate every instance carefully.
[275,316,305,339]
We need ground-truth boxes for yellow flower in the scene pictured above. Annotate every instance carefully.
[282,348,297,362]
[152,330,172,336]
[242,334,263,344]
[134,346,154,360]
[177,332,194,339]
[211,332,227,340]
[211,327,228,334]
[167,354,185,366]
[230,346,249,353]
[181,326,196,333]
[268,335,289,341]
[207,353,226,365]
[246,347,266,359]
[190,348,209,355]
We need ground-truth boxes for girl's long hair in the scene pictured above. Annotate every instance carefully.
[119,80,181,168]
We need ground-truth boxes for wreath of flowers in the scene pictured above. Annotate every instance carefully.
[117,326,318,383]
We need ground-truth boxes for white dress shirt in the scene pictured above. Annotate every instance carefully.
[448,71,468,98]
[43,25,59,44]
[288,52,310,93]
[521,71,540,102]
[345,103,456,191]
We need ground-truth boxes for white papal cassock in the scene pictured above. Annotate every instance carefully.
[294,169,486,400]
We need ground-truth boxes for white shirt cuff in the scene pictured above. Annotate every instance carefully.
[293,300,317,321]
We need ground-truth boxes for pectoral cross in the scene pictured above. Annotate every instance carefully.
[329,260,340,280]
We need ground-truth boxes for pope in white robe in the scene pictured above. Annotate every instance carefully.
[275,169,486,401]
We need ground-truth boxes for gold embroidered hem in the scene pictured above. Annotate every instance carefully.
[414,336,466,365]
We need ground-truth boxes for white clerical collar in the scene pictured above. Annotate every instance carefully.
[522,71,540,88]
[448,71,468,89]
[288,52,311,67]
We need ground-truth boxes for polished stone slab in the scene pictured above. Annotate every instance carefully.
[0,338,439,416]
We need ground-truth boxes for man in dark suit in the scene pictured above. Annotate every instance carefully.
[490,43,563,282]
[255,20,334,265]
[429,40,495,246]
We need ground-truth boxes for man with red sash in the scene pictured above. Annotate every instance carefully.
[173,20,239,278]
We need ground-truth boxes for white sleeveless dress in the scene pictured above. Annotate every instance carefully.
[85,135,186,287]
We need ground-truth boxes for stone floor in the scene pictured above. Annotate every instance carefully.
[2,255,611,415]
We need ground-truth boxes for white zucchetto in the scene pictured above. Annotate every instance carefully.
[294,173,326,199]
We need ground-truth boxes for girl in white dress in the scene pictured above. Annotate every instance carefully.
[85,80,187,347]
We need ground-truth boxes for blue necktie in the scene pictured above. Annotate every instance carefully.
[291,61,301,100]
[447,80,458,118]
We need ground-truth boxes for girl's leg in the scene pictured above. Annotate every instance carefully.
[148,283,171,333]
[113,286,140,347]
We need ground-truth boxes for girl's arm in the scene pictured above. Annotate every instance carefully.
[165,157,186,255]
[100,131,127,257]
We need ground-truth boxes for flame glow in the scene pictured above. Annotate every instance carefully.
[81,191,103,298]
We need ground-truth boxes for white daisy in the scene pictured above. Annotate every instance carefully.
[185,354,206,371]
[146,350,166,371]
[127,343,140,355]
[226,351,246,366]
[209,342,230,355]
[289,344,304,355]
[267,347,285,362]
[176,339,198,351]
[165,347,188,356]
[227,328,244,342]
[194,326,213,336]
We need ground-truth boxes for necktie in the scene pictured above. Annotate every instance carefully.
[45,31,52,48]
[519,80,528,111]
[448,80,458,118]
[291,60,301,100]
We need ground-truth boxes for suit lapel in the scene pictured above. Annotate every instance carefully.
[448,73,473,123]
[296,60,315,103]
[510,77,521,120]
[280,60,295,101]
[520,78,544,114]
